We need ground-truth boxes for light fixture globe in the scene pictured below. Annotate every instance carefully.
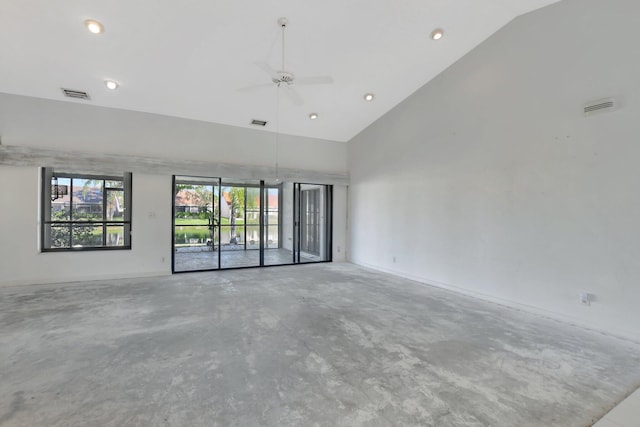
[309,113,318,120]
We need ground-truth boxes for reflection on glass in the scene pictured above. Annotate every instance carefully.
[107,190,125,221]
[105,179,123,188]
[51,177,71,220]
[246,225,259,249]
[106,225,125,246]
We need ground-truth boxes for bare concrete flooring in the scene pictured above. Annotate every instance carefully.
[1,263,639,427]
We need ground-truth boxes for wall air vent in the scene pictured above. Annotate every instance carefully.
[251,119,268,126]
[584,97,616,117]
[61,88,91,100]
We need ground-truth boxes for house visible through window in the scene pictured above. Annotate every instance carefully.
[41,168,132,251]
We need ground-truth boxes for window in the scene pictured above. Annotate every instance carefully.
[41,168,132,251]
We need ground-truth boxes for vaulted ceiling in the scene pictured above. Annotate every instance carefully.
[0,0,560,142]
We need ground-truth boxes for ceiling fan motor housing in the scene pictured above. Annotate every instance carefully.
[273,71,295,85]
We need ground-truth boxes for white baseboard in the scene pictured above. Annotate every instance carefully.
[0,270,171,288]
[349,259,640,344]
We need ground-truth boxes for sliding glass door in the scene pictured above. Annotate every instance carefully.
[219,179,261,269]
[172,176,332,272]
[173,177,220,272]
[294,183,332,264]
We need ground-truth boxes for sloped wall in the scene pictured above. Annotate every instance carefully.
[347,0,640,341]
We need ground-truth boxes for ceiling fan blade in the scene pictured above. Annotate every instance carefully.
[296,76,334,85]
[236,82,273,92]
[254,61,277,76]
[282,86,304,106]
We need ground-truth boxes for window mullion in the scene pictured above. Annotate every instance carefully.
[103,181,107,246]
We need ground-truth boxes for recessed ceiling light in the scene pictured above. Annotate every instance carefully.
[431,28,444,40]
[309,113,318,120]
[364,93,375,102]
[105,80,119,90]
[85,19,104,34]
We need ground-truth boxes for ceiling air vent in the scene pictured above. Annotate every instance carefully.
[61,88,91,100]
[584,97,616,117]
[251,119,268,126]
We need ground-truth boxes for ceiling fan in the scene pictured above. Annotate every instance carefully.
[238,17,333,106]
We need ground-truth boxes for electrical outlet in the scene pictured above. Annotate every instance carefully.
[337,246,341,253]
[580,292,592,306]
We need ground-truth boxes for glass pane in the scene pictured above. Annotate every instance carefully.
[295,184,330,263]
[246,225,259,249]
[73,179,104,221]
[267,188,279,213]
[220,180,260,269]
[71,224,103,247]
[173,180,219,272]
[246,187,260,227]
[174,225,212,249]
[264,185,292,266]
[220,225,245,247]
[105,179,123,189]
[266,225,279,248]
[173,225,218,271]
[107,190,125,221]
[50,177,71,220]
[267,212,279,224]
[219,226,231,247]
[47,224,71,248]
[106,225,125,247]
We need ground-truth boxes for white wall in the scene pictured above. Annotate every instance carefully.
[0,94,348,286]
[0,166,172,285]
[348,0,640,341]
[332,185,347,262]
[0,93,347,173]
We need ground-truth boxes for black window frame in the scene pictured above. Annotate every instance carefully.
[41,167,133,252]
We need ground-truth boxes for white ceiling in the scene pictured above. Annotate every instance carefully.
[0,0,560,143]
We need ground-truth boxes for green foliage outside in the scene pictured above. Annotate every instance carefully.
[173,184,265,249]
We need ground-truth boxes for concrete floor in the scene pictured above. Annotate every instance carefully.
[1,263,639,427]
